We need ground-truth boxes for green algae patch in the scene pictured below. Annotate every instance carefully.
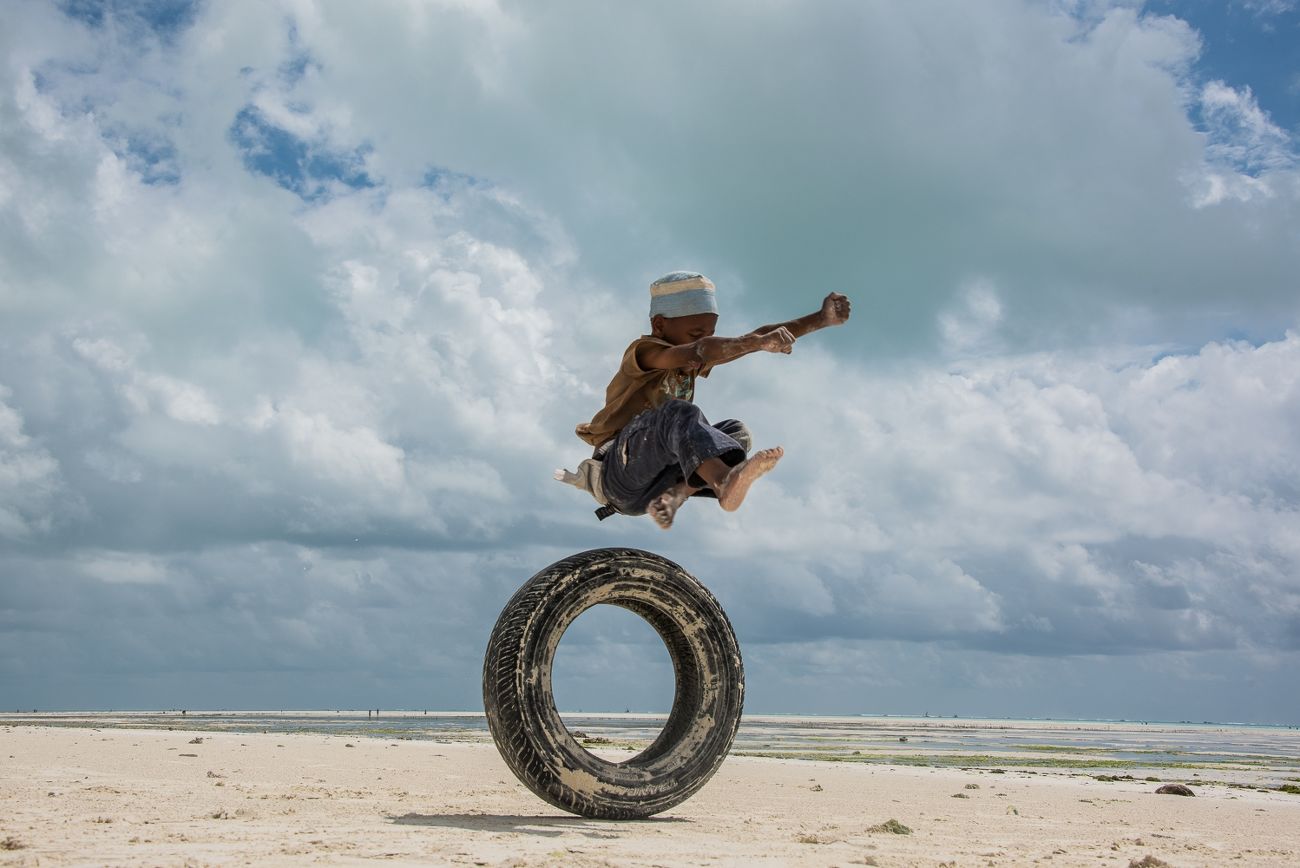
[732,750,1215,771]
[867,819,912,835]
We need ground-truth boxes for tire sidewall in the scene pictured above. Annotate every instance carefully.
[483,548,744,819]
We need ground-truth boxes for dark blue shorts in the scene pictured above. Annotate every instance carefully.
[600,399,750,516]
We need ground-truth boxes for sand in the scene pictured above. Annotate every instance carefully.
[2,724,1299,866]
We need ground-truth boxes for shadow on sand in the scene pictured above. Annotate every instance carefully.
[389,812,690,837]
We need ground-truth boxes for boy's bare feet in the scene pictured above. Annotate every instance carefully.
[648,482,692,530]
[716,447,783,512]
[649,447,784,528]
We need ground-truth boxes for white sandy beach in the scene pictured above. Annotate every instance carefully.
[2,723,1299,866]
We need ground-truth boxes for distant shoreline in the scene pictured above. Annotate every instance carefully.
[3,708,1297,730]
[5,709,1298,789]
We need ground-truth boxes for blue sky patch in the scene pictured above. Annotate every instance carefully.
[228,105,376,202]
[1154,0,1300,135]
[422,167,487,200]
[278,52,318,87]
[58,0,203,42]
[278,24,320,87]
[119,133,181,186]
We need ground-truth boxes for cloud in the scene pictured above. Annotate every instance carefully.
[1192,80,1297,207]
[939,279,1005,356]
[71,333,221,425]
[1,0,1298,720]
[56,0,201,41]
[1196,80,1289,184]
[0,387,64,540]
[287,0,1295,351]
[229,105,376,202]
[1235,0,1299,18]
[12,1,1299,349]
[682,329,1300,661]
[0,5,597,555]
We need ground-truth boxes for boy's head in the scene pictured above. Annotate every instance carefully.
[649,271,718,345]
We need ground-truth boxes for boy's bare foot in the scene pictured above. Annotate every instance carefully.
[716,447,784,512]
[648,482,692,530]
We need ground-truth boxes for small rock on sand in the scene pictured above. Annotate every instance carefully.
[1128,856,1170,868]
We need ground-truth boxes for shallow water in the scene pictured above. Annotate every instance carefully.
[4,710,1298,780]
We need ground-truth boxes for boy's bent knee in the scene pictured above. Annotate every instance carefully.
[714,419,751,454]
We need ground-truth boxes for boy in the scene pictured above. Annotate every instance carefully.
[562,271,851,529]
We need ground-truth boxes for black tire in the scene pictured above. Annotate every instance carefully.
[482,547,745,819]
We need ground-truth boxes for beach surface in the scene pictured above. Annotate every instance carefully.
[3,721,1299,866]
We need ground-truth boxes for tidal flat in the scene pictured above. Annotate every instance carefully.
[3,719,1300,866]
[4,710,1298,792]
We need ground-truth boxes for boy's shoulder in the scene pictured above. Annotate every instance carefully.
[625,333,672,349]
[618,333,668,361]
[620,334,673,370]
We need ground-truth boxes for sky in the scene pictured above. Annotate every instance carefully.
[1,0,1298,724]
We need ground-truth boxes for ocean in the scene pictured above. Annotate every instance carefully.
[4,710,1298,779]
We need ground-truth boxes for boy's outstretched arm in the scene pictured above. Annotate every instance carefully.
[747,291,851,344]
[641,292,851,371]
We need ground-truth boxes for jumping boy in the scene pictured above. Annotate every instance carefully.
[561,271,851,529]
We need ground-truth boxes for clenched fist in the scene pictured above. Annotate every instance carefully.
[820,292,851,327]
[759,326,796,354]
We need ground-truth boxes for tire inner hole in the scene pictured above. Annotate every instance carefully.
[551,603,675,763]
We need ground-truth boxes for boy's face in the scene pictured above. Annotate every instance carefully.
[651,312,718,346]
